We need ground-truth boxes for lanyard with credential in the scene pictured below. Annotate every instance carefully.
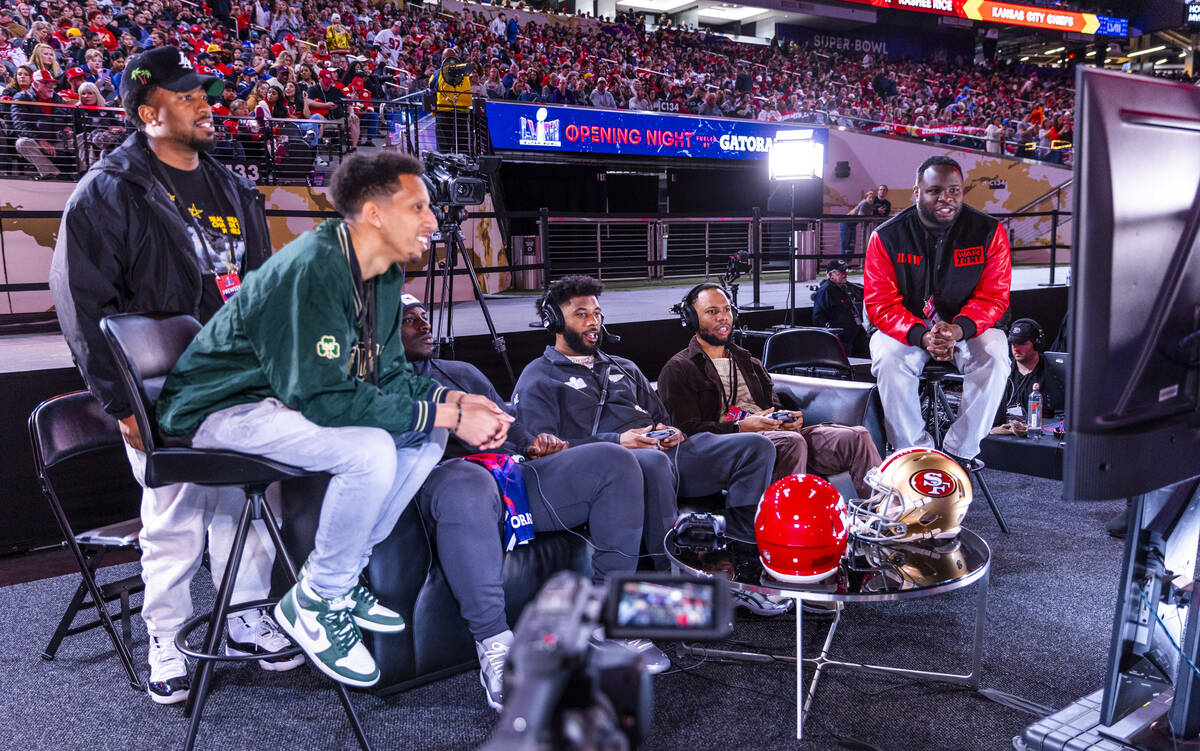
[340,223,381,385]
[150,155,243,300]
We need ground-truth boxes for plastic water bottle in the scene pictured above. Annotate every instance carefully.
[1027,383,1043,439]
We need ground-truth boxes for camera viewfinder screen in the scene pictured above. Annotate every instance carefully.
[616,580,714,630]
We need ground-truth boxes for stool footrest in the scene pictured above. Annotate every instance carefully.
[176,597,303,662]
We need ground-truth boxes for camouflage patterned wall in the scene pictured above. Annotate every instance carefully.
[0,181,509,315]
[823,129,1074,265]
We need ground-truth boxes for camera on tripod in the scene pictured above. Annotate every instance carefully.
[440,58,475,87]
[479,571,731,751]
[422,151,497,208]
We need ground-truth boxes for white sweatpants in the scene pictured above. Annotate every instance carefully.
[124,443,277,638]
[869,327,1010,460]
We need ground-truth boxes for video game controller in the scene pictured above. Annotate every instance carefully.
[672,512,727,550]
[645,428,677,440]
[767,411,796,422]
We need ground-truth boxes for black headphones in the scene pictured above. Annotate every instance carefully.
[673,282,738,331]
[1010,318,1045,351]
[536,293,565,333]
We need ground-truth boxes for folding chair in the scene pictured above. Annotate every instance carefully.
[29,390,144,690]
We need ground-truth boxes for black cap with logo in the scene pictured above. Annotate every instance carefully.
[1008,318,1043,345]
[826,259,848,274]
[124,46,223,100]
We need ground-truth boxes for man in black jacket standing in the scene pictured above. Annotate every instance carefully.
[50,46,299,707]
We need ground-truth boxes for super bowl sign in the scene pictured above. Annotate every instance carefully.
[488,102,826,161]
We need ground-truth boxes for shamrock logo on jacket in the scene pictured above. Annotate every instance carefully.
[316,335,341,359]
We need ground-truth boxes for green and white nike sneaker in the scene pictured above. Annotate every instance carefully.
[344,581,406,633]
[274,580,379,687]
[295,564,406,633]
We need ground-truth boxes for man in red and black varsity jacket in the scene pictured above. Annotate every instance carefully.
[864,155,1012,463]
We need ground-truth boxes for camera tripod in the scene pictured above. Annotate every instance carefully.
[422,204,515,386]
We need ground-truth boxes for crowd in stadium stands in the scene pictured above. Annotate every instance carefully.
[0,0,1183,177]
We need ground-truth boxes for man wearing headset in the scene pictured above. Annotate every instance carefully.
[657,283,882,496]
[398,295,669,710]
[996,317,1065,423]
[512,275,784,615]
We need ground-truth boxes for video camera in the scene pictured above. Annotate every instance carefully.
[422,151,500,208]
[479,571,731,751]
[440,58,475,87]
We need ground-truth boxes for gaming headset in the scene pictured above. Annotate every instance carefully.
[1009,318,1045,351]
[536,294,564,333]
[672,282,738,331]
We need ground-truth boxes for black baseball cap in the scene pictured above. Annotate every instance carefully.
[125,46,222,99]
[826,260,848,274]
[1008,319,1042,345]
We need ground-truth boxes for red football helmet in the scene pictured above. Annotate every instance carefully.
[755,474,849,583]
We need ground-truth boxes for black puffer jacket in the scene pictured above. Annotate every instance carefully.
[50,131,271,417]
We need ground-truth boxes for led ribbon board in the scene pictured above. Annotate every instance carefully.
[487,101,829,161]
[837,0,1128,36]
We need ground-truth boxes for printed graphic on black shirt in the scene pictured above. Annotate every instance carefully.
[161,162,247,273]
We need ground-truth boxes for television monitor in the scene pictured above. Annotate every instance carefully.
[1065,67,1200,502]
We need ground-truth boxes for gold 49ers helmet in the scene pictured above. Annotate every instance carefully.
[850,448,972,543]
[860,539,969,592]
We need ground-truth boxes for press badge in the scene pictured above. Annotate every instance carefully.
[724,405,748,422]
[215,270,242,301]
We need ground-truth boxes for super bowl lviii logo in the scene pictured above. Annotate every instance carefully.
[519,107,562,147]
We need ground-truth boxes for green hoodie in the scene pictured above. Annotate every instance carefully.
[157,219,448,437]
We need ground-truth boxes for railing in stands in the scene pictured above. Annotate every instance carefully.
[0,99,353,184]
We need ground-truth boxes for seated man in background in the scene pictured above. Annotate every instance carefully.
[399,296,668,710]
[865,155,1012,466]
[995,317,1065,425]
[811,260,867,358]
[157,152,513,687]
[658,283,881,496]
[513,275,786,616]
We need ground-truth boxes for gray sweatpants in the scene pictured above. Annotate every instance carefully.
[416,442,645,642]
[630,431,776,552]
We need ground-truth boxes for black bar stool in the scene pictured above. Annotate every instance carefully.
[920,361,1009,534]
[100,312,372,751]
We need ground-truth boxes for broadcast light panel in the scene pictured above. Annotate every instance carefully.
[769,130,824,181]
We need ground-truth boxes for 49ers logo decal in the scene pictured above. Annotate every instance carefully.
[911,469,956,497]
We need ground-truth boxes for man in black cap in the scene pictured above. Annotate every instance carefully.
[811,259,867,357]
[49,45,298,707]
[995,317,1065,424]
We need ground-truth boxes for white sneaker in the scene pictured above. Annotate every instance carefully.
[315,157,330,167]
[475,630,513,711]
[589,628,671,674]
[147,634,190,705]
[226,608,305,671]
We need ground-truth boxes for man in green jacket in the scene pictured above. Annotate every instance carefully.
[157,151,513,687]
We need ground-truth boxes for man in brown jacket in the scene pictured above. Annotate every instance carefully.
[657,283,882,497]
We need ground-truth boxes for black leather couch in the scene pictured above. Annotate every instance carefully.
[278,374,883,695]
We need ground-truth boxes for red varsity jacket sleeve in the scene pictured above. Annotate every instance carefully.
[864,230,924,344]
